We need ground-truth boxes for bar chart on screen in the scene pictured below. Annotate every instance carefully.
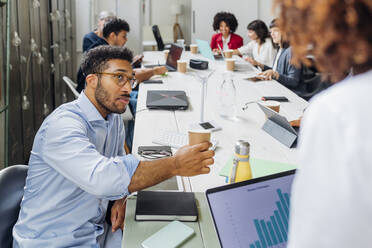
[207,173,294,248]
[249,189,290,248]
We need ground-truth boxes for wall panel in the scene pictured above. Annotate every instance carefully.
[2,0,77,166]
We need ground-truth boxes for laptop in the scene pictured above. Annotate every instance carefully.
[144,44,183,72]
[206,170,296,248]
[196,39,223,61]
[146,90,188,110]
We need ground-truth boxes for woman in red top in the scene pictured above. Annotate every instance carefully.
[210,12,243,53]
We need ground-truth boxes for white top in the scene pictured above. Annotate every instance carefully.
[238,38,277,67]
[272,48,283,71]
[222,34,231,51]
[288,69,372,247]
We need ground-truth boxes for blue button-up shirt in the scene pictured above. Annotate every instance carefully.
[13,92,139,247]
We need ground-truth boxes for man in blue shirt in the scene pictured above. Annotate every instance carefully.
[13,45,214,247]
[77,18,167,151]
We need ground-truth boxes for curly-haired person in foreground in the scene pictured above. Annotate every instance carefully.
[276,0,372,247]
[12,45,214,247]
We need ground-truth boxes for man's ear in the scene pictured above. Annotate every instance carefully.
[85,74,98,89]
[108,32,116,42]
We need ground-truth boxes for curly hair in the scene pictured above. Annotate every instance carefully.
[81,45,133,76]
[275,0,372,81]
[212,12,239,33]
[102,18,130,38]
[247,20,270,44]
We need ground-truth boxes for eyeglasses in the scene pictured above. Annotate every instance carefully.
[96,72,138,89]
[138,149,172,160]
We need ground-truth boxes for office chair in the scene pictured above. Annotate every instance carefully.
[63,76,80,99]
[298,62,331,101]
[0,165,28,248]
[152,25,171,51]
[300,74,330,101]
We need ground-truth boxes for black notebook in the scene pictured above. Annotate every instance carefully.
[135,191,198,222]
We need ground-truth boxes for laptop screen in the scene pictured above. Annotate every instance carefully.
[206,170,295,248]
[196,39,215,61]
[166,44,183,69]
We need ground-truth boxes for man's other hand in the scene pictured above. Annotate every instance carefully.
[111,197,127,232]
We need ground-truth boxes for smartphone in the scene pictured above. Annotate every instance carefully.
[142,80,163,84]
[261,96,289,102]
[245,76,264,82]
[131,54,144,68]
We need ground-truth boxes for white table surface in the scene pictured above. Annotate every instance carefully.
[133,51,308,192]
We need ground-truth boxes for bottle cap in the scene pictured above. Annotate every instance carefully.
[235,140,250,155]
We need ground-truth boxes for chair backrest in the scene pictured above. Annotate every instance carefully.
[152,25,165,51]
[0,165,28,248]
[63,76,80,99]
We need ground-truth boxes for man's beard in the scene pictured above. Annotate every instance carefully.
[95,79,129,115]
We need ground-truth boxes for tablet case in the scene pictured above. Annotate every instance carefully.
[258,103,298,148]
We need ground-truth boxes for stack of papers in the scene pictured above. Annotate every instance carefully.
[219,157,297,179]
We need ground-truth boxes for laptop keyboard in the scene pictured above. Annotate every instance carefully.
[152,130,218,149]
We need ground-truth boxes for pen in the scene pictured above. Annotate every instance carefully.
[217,44,225,59]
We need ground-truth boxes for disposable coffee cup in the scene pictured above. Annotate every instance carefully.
[188,130,211,146]
[163,49,169,60]
[177,60,187,73]
[226,58,235,71]
[177,39,185,48]
[262,100,280,113]
[190,44,198,54]
[224,49,233,58]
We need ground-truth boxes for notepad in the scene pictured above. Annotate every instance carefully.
[135,191,198,222]
[219,156,297,178]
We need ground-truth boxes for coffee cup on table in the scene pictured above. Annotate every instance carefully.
[163,49,169,60]
[226,58,235,71]
[262,100,280,113]
[223,49,233,58]
[177,60,187,73]
[190,44,198,54]
[177,39,185,49]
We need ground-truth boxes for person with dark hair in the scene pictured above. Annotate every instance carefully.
[77,18,167,94]
[12,45,214,247]
[233,20,277,69]
[210,11,243,52]
[258,19,306,95]
[82,10,115,52]
[272,0,372,247]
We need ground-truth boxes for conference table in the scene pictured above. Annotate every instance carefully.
[122,51,308,247]
[132,51,307,192]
